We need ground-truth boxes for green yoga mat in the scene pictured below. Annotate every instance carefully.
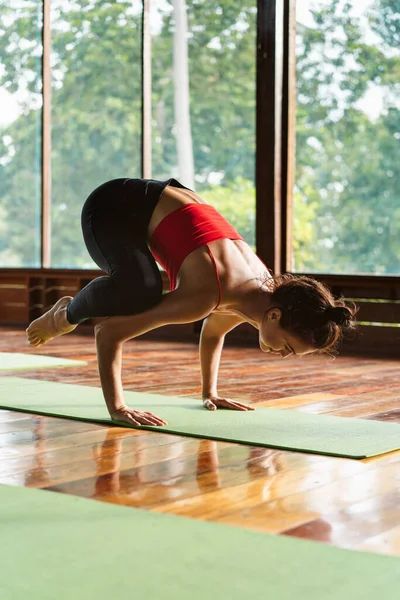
[1,484,400,599]
[1,377,399,459]
[0,352,87,371]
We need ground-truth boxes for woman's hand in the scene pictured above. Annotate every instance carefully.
[202,396,255,411]
[110,407,168,427]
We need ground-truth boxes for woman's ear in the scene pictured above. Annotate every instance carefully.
[268,308,282,322]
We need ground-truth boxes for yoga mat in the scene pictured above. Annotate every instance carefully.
[1,484,400,599]
[0,352,87,371]
[1,377,400,459]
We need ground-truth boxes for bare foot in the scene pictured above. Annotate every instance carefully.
[26,296,77,347]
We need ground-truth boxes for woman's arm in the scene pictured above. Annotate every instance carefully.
[200,334,225,399]
[95,290,216,425]
[200,312,244,398]
[200,312,253,411]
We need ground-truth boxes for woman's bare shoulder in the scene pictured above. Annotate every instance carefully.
[201,310,246,337]
[211,307,239,316]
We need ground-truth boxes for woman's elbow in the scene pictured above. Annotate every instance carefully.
[165,293,216,325]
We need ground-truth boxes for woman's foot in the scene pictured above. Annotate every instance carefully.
[26,296,77,347]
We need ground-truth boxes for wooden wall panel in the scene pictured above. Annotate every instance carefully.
[355,301,400,324]
[314,274,400,301]
[0,278,29,322]
[43,278,80,310]
[228,323,400,358]
[1,269,400,357]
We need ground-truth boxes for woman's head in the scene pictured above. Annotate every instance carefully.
[259,274,357,356]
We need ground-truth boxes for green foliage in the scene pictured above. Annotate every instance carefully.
[0,0,399,275]
[151,1,256,184]
[50,0,142,267]
[292,187,320,272]
[200,177,255,248]
[295,0,400,274]
[0,0,142,268]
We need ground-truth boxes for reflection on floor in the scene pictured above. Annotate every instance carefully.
[0,326,399,556]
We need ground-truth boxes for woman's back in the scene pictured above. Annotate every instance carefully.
[149,183,271,311]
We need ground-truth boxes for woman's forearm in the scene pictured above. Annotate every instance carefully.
[95,335,125,415]
[94,291,216,415]
[199,333,225,398]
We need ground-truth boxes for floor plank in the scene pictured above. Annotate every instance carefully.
[0,326,399,556]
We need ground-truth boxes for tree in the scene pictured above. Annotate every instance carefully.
[172,0,195,189]
[0,0,142,267]
[0,0,398,276]
[294,0,400,273]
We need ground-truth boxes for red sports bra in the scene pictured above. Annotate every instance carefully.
[150,203,244,306]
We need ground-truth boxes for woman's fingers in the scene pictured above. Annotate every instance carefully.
[122,414,142,426]
[112,409,167,427]
[227,401,255,411]
[129,412,167,426]
[142,411,168,426]
[203,399,217,411]
[203,398,255,411]
[220,400,248,411]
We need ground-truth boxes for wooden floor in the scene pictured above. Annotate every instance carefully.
[1,325,400,557]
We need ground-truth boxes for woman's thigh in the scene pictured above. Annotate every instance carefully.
[81,178,163,298]
[81,179,148,265]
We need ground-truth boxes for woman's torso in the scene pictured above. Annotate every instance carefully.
[147,184,272,313]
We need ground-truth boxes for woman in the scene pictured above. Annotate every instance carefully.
[26,178,357,426]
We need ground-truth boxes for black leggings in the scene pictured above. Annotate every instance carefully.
[66,177,187,325]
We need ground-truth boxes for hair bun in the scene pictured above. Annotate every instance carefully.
[325,306,350,326]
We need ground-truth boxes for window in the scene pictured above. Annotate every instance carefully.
[0,0,42,267]
[50,0,142,267]
[293,0,400,275]
[150,0,256,247]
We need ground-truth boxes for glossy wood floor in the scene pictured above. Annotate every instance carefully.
[1,326,400,557]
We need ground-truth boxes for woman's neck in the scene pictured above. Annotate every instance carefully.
[230,286,273,329]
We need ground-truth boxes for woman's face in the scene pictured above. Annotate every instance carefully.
[259,308,316,358]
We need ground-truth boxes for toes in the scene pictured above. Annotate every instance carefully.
[28,334,43,347]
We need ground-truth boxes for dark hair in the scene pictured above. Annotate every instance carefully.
[266,274,358,354]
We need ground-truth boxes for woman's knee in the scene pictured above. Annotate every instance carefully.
[115,277,162,314]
